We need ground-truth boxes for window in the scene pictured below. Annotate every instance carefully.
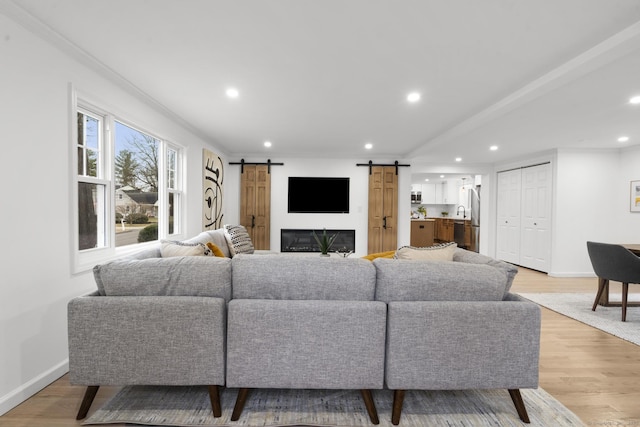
[77,110,107,251]
[73,100,184,272]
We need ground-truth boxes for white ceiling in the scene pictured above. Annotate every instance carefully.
[6,0,640,170]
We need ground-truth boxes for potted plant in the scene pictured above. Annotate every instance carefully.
[417,206,427,218]
[441,211,449,217]
[312,228,339,256]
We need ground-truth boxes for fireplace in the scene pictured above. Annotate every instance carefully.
[281,229,355,253]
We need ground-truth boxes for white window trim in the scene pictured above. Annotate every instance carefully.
[69,85,187,274]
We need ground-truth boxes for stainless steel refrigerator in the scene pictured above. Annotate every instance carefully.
[470,185,480,252]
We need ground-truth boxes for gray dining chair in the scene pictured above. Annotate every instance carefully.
[586,241,640,321]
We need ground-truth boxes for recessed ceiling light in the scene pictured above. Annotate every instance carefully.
[618,136,630,143]
[440,175,445,178]
[455,157,462,162]
[490,145,499,151]
[407,92,421,103]
[629,95,640,104]
[264,141,272,147]
[226,87,239,98]
[424,178,430,182]
[365,143,373,149]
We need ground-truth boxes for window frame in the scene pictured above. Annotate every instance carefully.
[70,87,186,273]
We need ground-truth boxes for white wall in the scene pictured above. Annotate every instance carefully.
[224,158,411,256]
[617,145,640,242]
[552,149,621,276]
[0,12,224,414]
[490,147,640,277]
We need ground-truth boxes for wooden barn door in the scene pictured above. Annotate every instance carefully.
[368,166,398,253]
[240,165,271,250]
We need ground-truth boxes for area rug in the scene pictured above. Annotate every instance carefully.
[82,385,585,427]
[518,293,640,346]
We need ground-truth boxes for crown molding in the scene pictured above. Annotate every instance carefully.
[1,0,216,146]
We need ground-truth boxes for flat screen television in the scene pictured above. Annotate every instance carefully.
[288,177,350,213]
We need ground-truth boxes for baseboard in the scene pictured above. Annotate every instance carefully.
[547,271,596,278]
[0,359,69,416]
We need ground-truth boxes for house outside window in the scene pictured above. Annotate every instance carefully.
[73,99,184,272]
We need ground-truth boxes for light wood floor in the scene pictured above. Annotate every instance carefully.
[2,268,640,427]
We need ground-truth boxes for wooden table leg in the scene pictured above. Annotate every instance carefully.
[598,277,640,308]
[597,278,610,306]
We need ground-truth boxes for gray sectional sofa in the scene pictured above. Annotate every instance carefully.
[67,239,540,425]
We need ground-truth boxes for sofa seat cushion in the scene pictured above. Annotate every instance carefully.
[93,256,232,299]
[231,254,376,300]
[373,258,508,302]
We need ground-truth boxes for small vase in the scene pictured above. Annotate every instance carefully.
[320,253,330,257]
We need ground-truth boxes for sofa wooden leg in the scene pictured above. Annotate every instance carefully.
[508,389,530,423]
[360,389,380,425]
[76,385,99,420]
[231,388,250,421]
[391,389,405,425]
[208,385,222,417]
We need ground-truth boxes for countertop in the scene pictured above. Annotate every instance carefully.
[412,217,470,221]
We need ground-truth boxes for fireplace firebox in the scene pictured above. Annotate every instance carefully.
[281,229,355,253]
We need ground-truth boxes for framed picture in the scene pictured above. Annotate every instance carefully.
[631,180,640,212]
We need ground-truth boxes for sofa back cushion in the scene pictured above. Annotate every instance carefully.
[93,256,232,300]
[373,258,507,302]
[232,254,376,300]
[453,248,518,292]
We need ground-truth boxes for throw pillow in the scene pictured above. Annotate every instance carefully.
[362,250,396,261]
[183,229,231,258]
[395,242,457,261]
[206,242,227,258]
[160,240,212,257]
[223,224,255,256]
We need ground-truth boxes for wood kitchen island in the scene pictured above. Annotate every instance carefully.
[410,219,435,247]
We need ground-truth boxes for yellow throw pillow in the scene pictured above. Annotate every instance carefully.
[206,242,227,258]
[395,242,457,261]
[362,250,397,261]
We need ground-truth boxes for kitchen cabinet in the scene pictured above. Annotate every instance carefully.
[410,220,435,247]
[441,180,459,204]
[464,221,471,248]
[412,180,460,205]
[434,218,454,242]
[422,183,436,204]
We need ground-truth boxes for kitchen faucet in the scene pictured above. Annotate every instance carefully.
[456,205,466,218]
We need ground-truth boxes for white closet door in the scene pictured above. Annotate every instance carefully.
[496,169,522,264]
[519,163,552,272]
